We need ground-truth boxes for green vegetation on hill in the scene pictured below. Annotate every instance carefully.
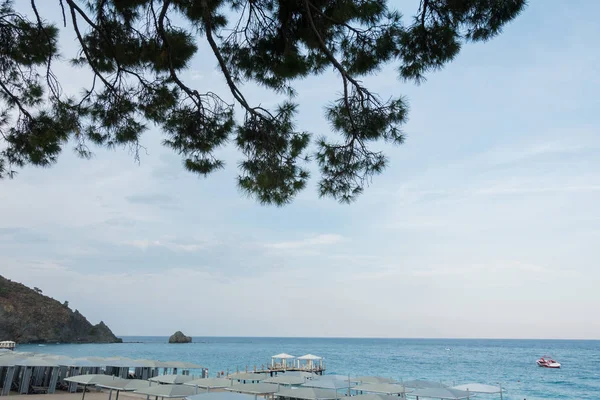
[0,275,122,344]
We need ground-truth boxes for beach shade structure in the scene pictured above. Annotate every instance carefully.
[228,372,269,383]
[452,384,502,400]
[186,392,257,400]
[280,372,315,379]
[97,378,153,400]
[275,387,342,400]
[264,375,307,386]
[352,383,410,395]
[150,374,196,384]
[185,378,239,391]
[302,380,350,390]
[271,354,296,370]
[135,383,198,399]
[402,381,447,390]
[350,377,397,385]
[310,375,348,382]
[407,388,474,400]
[226,383,281,395]
[295,355,323,371]
[65,374,124,400]
[353,394,412,400]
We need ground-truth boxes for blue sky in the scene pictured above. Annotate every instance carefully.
[1,0,599,339]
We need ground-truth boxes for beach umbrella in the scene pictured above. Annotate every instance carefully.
[350,377,397,385]
[302,378,352,390]
[135,383,198,399]
[352,383,410,395]
[353,394,411,400]
[150,374,195,384]
[225,383,280,395]
[97,378,153,400]
[264,375,307,386]
[402,381,447,390]
[228,372,268,382]
[64,374,123,400]
[186,393,256,400]
[408,387,473,400]
[452,384,502,400]
[275,387,342,400]
[184,378,238,392]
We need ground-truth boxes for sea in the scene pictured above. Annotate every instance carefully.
[16,337,600,400]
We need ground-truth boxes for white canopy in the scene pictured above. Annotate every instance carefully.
[64,375,122,386]
[452,384,501,394]
[186,393,256,400]
[272,353,296,359]
[225,383,280,395]
[97,379,153,391]
[275,387,341,400]
[352,383,409,394]
[150,374,195,384]
[297,354,322,360]
[264,375,307,385]
[184,378,237,389]
[135,384,197,398]
[408,387,473,400]
[228,372,268,381]
[402,380,447,389]
[350,377,396,385]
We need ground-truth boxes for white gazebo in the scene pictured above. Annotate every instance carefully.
[296,355,323,371]
[271,353,296,370]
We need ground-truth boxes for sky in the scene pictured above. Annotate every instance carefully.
[1,0,599,340]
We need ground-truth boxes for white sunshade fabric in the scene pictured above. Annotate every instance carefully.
[149,374,195,384]
[350,377,397,384]
[452,383,502,394]
[275,387,342,400]
[302,380,352,390]
[264,375,307,385]
[297,355,322,361]
[64,375,124,386]
[402,380,447,389]
[184,378,238,389]
[407,387,474,400]
[272,353,296,359]
[186,393,257,400]
[135,384,198,398]
[228,372,268,381]
[97,379,155,391]
[352,383,409,394]
[225,383,281,395]
[352,394,410,400]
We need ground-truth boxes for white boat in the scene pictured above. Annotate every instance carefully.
[0,341,16,350]
[537,356,561,368]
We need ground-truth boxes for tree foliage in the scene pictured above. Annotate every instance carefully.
[0,0,526,204]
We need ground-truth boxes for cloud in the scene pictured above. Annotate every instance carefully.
[125,194,176,206]
[475,184,600,196]
[123,238,209,253]
[264,234,345,250]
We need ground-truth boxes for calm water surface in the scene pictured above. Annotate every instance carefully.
[17,337,600,400]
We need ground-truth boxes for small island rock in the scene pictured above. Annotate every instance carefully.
[169,331,192,343]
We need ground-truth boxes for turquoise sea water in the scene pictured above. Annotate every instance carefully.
[16,337,600,399]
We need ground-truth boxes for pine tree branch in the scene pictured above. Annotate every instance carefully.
[0,80,33,120]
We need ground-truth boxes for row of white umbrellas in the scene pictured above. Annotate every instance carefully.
[65,374,502,400]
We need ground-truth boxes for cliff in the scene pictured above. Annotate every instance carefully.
[0,275,122,344]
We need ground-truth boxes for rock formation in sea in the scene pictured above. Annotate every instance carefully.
[169,331,192,343]
[0,275,122,344]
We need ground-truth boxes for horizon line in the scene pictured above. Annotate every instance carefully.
[114,335,600,341]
